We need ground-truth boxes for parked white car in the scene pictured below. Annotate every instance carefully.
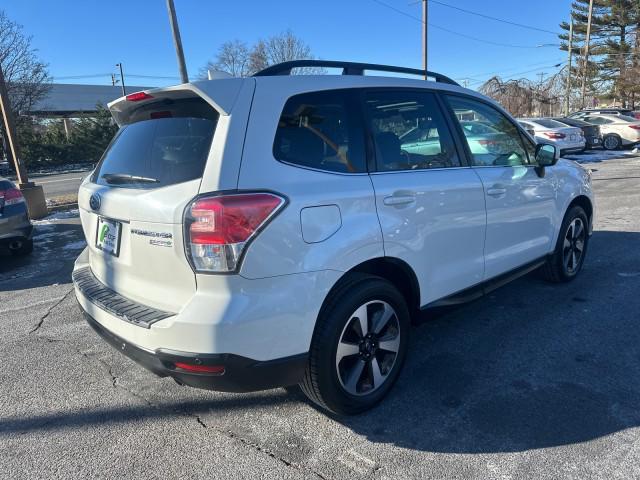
[73,60,595,415]
[580,114,640,150]
[518,118,586,154]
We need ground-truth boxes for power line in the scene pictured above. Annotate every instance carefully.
[429,0,559,36]
[53,73,180,81]
[467,61,566,87]
[455,57,565,81]
[371,0,547,49]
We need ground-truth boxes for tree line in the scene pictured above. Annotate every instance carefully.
[480,1,640,117]
[560,0,640,109]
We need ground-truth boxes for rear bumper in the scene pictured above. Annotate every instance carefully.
[82,309,308,392]
[72,247,339,392]
[0,213,33,246]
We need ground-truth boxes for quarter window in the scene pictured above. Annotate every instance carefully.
[446,96,530,167]
[273,90,366,173]
[364,90,460,171]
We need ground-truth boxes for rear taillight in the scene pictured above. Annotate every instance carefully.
[543,132,566,139]
[0,187,25,206]
[184,192,286,273]
[125,91,153,102]
[628,125,640,130]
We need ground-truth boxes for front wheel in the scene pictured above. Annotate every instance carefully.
[300,274,410,415]
[540,206,589,282]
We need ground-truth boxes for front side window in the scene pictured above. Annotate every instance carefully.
[447,95,529,167]
[364,90,459,171]
[273,90,366,173]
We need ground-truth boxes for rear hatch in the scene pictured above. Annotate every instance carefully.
[78,88,229,312]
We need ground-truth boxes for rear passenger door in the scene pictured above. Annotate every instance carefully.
[444,94,557,280]
[365,89,486,305]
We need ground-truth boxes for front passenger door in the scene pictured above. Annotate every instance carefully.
[445,95,557,280]
[365,89,487,305]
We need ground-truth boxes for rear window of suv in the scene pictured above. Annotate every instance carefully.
[273,90,366,173]
[93,98,218,189]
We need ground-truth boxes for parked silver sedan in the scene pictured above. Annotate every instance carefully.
[0,177,33,256]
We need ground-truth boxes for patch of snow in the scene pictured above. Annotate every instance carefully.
[618,272,640,278]
[32,209,79,224]
[563,150,639,164]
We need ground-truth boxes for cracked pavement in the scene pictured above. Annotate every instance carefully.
[2,156,640,479]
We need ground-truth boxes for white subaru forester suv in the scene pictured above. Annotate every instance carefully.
[73,60,594,415]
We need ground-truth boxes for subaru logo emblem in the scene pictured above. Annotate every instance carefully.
[89,193,101,211]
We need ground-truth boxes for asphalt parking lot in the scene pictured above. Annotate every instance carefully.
[1,155,640,479]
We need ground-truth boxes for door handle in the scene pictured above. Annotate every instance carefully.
[383,195,416,206]
[486,186,507,197]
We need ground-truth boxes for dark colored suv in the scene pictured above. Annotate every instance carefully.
[552,117,601,149]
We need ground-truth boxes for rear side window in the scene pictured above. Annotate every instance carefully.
[273,90,366,173]
[93,98,218,189]
[364,90,460,171]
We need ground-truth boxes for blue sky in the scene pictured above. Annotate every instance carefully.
[3,0,572,89]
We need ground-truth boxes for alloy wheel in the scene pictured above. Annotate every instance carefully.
[335,300,400,396]
[563,217,586,275]
[604,136,619,150]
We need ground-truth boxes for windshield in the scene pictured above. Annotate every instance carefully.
[93,99,218,190]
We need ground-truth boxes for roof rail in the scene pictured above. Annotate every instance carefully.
[252,60,460,86]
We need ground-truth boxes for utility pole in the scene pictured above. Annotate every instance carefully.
[422,0,428,79]
[537,72,547,117]
[581,0,594,108]
[0,63,28,187]
[565,19,573,115]
[537,72,547,85]
[0,62,47,218]
[115,63,126,96]
[166,0,189,84]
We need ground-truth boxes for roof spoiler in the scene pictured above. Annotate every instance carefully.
[107,79,247,125]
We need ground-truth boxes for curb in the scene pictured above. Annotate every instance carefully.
[47,202,78,213]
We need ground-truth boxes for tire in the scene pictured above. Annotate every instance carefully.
[603,134,621,150]
[10,238,33,256]
[300,273,410,415]
[540,206,589,283]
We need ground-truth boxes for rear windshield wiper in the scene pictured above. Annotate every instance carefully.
[101,173,160,184]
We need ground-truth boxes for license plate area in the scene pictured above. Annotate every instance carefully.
[96,216,122,257]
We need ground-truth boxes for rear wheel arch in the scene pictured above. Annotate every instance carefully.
[318,257,421,323]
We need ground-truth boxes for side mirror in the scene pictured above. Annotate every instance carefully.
[535,143,558,167]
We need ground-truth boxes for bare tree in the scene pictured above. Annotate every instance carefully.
[0,10,50,114]
[200,40,251,78]
[202,30,321,78]
[480,72,566,118]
